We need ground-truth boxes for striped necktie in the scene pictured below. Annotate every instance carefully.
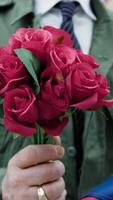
[59,1,81,49]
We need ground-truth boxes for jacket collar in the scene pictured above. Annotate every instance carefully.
[91,0,110,22]
[7,0,34,25]
[90,0,113,76]
[0,0,13,6]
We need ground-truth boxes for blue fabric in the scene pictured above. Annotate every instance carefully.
[59,1,81,49]
[82,175,113,200]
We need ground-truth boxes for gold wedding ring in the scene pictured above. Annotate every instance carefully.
[37,187,48,200]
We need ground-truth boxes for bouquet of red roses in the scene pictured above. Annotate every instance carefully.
[0,26,113,144]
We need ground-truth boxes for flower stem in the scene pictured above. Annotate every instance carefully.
[37,126,45,144]
[31,135,36,144]
[31,126,54,145]
[46,136,54,144]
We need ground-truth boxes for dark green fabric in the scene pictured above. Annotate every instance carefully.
[0,0,113,199]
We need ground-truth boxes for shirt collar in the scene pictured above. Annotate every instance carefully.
[35,0,97,20]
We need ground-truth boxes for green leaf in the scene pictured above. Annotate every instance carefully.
[15,48,40,94]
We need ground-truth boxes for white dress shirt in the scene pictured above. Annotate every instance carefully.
[34,0,97,54]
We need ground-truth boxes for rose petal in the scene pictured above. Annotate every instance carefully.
[40,117,69,136]
[70,93,98,110]
[4,116,36,136]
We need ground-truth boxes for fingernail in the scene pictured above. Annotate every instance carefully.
[56,146,64,157]
[65,190,67,196]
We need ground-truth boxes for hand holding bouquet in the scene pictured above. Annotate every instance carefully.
[0,26,113,200]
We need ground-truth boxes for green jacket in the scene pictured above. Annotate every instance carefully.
[0,0,113,199]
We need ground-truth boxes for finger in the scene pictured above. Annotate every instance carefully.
[56,190,67,200]
[11,145,64,168]
[31,178,66,200]
[53,137,61,145]
[21,161,65,186]
[43,178,65,200]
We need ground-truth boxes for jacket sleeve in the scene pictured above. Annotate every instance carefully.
[0,168,6,198]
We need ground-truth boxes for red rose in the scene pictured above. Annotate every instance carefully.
[91,73,113,109]
[40,66,69,112]
[3,85,39,136]
[0,45,13,56]
[37,66,69,135]
[48,46,99,74]
[46,46,77,99]
[48,45,77,72]
[77,50,100,69]
[0,47,29,96]
[9,28,31,49]
[38,109,68,136]
[38,100,69,136]
[47,46,112,110]
[44,26,73,47]
[9,27,53,61]
[65,63,113,110]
